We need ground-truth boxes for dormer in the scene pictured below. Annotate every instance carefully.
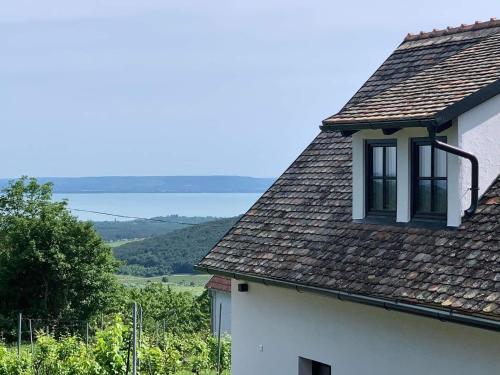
[321,19,500,227]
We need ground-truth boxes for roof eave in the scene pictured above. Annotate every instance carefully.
[435,79,500,124]
[320,79,500,134]
[195,265,500,332]
[320,118,437,133]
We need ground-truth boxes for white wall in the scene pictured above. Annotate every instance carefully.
[457,93,500,221]
[232,281,500,375]
[211,290,231,335]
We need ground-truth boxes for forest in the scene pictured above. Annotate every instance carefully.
[113,217,239,276]
[94,216,216,242]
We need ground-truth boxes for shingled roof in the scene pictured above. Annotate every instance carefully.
[206,275,231,293]
[322,18,500,129]
[198,131,500,325]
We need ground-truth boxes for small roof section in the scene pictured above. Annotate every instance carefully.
[322,19,500,131]
[206,275,231,293]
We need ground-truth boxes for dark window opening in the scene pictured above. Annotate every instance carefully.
[312,360,331,375]
[365,140,397,216]
[299,357,331,375]
[412,138,447,219]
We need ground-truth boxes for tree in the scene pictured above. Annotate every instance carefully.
[0,177,119,322]
[126,283,210,334]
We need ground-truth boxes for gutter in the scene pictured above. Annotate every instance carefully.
[427,126,479,216]
[195,265,500,332]
[320,118,435,133]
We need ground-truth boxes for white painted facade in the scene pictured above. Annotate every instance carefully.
[210,289,231,335]
[351,93,500,227]
[231,281,500,375]
[456,94,500,220]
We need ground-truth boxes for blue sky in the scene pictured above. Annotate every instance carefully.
[1,1,497,177]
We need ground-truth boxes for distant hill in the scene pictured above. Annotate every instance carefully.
[93,215,217,241]
[113,216,239,276]
[0,176,275,193]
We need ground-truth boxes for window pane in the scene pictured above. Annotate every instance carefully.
[371,179,383,210]
[372,147,383,177]
[433,180,447,213]
[386,147,396,177]
[385,179,397,211]
[418,145,431,177]
[434,148,447,177]
[417,180,431,212]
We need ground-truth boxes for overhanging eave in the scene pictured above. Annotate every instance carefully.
[320,118,437,133]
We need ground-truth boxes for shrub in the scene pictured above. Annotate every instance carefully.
[0,315,230,374]
[0,344,32,375]
[33,334,100,375]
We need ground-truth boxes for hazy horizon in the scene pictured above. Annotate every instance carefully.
[3,1,497,177]
[0,174,276,179]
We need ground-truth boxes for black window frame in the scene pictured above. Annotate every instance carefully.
[365,139,397,218]
[411,137,448,220]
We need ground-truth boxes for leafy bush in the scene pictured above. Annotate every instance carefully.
[0,325,230,375]
[0,345,32,375]
[208,335,231,371]
[34,334,100,375]
[92,317,127,374]
[124,283,210,335]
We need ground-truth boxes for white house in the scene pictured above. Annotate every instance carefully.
[197,19,500,375]
[206,275,231,335]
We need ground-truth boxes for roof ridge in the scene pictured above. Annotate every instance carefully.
[404,18,499,42]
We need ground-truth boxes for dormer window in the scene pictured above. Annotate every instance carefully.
[365,140,397,216]
[412,138,447,219]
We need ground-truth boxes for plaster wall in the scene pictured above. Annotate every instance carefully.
[211,290,231,335]
[457,93,500,221]
[231,281,500,375]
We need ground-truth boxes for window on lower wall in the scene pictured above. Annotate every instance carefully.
[411,138,447,220]
[299,357,331,375]
[365,140,397,217]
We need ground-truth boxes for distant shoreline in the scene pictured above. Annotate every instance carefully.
[53,191,264,194]
[0,175,276,194]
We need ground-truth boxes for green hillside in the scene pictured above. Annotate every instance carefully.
[113,216,239,276]
[93,215,216,241]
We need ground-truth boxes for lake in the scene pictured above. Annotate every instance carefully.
[53,192,262,221]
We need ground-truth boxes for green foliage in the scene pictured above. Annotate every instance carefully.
[33,335,100,375]
[0,345,32,375]
[125,283,210,335]
[0,320,231,374]
[208,335,231,371]
[0,177,120,325]
[0,177,230,374]
[93,317,127,374]
[114,217,239,276]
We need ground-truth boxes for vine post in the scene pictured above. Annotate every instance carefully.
[29,319,34,355]
[132,303,137,375]
[17,313,22,357]
[217,303,222,375]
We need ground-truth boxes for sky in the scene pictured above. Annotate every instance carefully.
[1,1,497,178]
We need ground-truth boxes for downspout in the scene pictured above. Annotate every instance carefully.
[427,126,479,216]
